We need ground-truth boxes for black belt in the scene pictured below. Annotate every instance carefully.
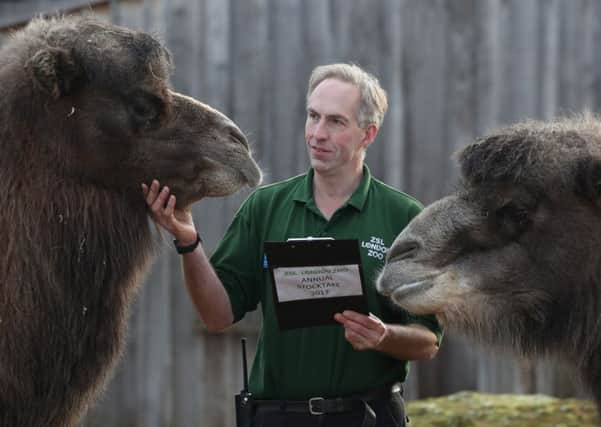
[253,383,402,426]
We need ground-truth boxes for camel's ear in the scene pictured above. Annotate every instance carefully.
[574,158,601,208]
[26,47,82,100]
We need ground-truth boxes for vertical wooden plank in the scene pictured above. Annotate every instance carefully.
[265,0,306,181]
[401,0,448,204]
[477,352,521,393]
[329,0,354,59]
[230,0,269,153]
[170,254,204,427]
[505,0,540,122]
[557,0,596,111]
[538,0,560,120]
[474,0,505,134]
[376,0,404,189]
[593,0,601,111]
[335,0,383,74]
[444,0,478,171]
[301,0,334,66]
[164,0,201,93]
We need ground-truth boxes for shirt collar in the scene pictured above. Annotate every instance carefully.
[292,165,372,212]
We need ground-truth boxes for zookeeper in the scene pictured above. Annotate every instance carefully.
[143,62,442,427]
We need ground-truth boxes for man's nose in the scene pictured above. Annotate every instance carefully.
[313,119,328,140]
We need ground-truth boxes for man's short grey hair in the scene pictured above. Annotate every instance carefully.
[307,63,388,128]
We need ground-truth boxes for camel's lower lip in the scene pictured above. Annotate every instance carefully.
[392,280,433,300]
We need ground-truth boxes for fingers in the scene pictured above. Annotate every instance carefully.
[151,187,168,212]
[143,179,160,206]
[142,179,176,227]
[335,311,385,350]
[142,180,171,211]
[142,180,198,244]
[165,192,177,216]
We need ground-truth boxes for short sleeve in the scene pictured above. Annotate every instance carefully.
[407,199,424,222]
[210,199,262,322]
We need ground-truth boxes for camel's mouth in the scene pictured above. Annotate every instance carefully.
[201,154,262,188]
[390,280,434,304]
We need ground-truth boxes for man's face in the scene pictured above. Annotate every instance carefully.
[305,78,370,176]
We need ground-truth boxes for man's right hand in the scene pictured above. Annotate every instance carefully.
[142,179,198,245]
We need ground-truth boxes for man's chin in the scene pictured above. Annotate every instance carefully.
[311,162,331,174]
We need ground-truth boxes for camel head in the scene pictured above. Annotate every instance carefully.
[378,114,601,355]
[3,16,261,207]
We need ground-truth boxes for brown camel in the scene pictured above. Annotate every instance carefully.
[377,114,601,419]
[0,16,261,426]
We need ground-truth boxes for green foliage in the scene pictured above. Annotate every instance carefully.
[406,391,599,427]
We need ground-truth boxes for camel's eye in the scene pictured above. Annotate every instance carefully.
[494,202,531,238]
[128,92,163,129]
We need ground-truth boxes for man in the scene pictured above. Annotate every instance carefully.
[143,63,441,427]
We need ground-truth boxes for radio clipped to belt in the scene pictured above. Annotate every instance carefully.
[235,338,254,427]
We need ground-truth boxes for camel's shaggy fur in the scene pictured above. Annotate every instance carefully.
[378,114,601,419]
[0,16,260,426]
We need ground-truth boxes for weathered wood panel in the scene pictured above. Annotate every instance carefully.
[1,0,599,425]
[0,0,109,27]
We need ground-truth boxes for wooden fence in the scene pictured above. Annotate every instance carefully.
[2,0,600,425]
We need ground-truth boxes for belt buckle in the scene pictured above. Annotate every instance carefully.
[308,397,325,415]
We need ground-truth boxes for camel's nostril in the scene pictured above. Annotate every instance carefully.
[387,240,419,263]
[229,126,249,149]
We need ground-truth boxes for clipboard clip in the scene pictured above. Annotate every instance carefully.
[286,236,334,242]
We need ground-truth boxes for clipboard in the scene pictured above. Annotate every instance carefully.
[264,238,368,330]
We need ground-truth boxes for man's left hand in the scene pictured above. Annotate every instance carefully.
[334,310,388,351]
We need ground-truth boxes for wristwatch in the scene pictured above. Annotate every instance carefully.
[173,233,202,254]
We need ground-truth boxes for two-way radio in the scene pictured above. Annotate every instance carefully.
[234,338,254,427]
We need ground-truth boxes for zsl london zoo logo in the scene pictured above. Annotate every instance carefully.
[361,236,388,260]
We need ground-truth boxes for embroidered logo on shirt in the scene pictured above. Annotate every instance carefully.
[360,236,388,260]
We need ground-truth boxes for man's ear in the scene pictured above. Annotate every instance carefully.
[574,157,601,208]
[362,123,378,149]
[25,47,82,100]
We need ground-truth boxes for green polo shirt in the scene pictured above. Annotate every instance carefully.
[211,166,441,399]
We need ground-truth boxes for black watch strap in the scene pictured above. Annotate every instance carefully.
[173,233,202,254]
